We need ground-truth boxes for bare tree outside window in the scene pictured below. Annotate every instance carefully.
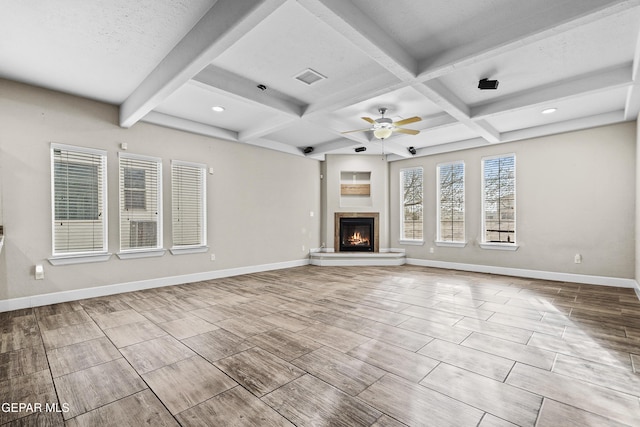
[401,167,423,240]
[483,155,515,243]
[438,162,464,242]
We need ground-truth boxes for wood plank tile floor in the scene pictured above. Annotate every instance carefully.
[1,265,640,426]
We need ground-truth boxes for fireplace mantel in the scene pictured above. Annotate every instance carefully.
[334,212,379,253]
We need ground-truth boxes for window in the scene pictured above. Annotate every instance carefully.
[171,161,207,252]
[51,144,107,257]
[400,167,423,241]
[482,154,516,245]
[119,154,162,253]
[437,161,465,243]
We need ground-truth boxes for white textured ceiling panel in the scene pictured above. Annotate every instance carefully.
[2,0,639,159]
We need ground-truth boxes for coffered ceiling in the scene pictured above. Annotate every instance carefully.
[1,0,639,160]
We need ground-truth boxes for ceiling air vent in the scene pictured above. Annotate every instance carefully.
[294,68,326,85]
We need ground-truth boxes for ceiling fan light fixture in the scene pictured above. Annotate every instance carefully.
[373,128,393,140]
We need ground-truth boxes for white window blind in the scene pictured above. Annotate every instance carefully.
[437,162,465,242]
[400,167,423,241]
[51,144,107,255]
[482,154,516,244]
[119,154,162,251]
[171,161,206,248]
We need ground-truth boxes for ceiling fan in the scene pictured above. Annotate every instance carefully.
[342,107,422,140]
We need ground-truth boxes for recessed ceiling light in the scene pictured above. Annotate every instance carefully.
[211,106,225,113]
[542,108,557,114]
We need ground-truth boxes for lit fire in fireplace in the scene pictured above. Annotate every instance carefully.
[347,231,370,246]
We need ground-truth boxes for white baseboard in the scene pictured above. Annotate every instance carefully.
[407,258,638,290]
[2,257,638,312]
[0,259,310,313]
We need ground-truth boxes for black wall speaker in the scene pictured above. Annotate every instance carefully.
[478,78,499,90]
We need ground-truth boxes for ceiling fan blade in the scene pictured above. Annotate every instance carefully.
[341,128,371,134]
[393,116,421,126]
[395,128,420,135]
[361,117,376,124]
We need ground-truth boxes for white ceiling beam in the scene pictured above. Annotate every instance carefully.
[307,139,363,156]
[624,20,640,120]
[141,111,238,141]
[501,110,626,143]
[193,66,304,117]
[303,75,406,117]
[387,138,490,161]
[624,85,640,120]
[419,113,459,131]
[238,116,301,141]
[389,110,626,161]
[193,66,305,142]
[119,0,286,128]
[417,0,640,81]
[296,0,419,124]
[242,137,308,157]
[416,80,501,143]
[472,63,633,119]
[298,0,417,80]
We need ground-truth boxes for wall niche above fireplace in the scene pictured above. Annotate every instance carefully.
[334,212,379,253]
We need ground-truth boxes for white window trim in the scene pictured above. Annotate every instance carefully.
[436,160,465,245]
[169,246,209,255]
[479,242,519,251]
[50,143,110,263]
[171,160,207,251]
[398,239,425,246]
[117,249,166,259]
[481,153,517,248]
[435,241,467,248]
[117,152,164,258]
[399,166,424,243]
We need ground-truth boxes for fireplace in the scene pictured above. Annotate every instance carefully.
[335,212,379,252]
[340,217,374,252]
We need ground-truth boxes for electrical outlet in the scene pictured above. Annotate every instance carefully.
[210,254,216,261]
[302,245,306,252]
[429,247,435,254]
[574,254,582,264]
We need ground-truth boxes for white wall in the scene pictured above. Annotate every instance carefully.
[390,122,636,279]
[0,79,321,301]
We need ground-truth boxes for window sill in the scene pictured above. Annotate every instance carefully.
[479,243,519,251]
[435,241,467,248]
[48,252,112,266]
[170,246,209,255]
[399,240,425,246]
[117,249,166,260]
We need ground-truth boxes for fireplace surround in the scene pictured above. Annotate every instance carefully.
[334,212,379,252]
